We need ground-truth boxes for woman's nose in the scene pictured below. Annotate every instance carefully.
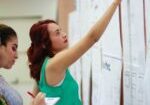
[62,32,67,38]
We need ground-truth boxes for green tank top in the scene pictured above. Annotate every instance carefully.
[38,57,82,105]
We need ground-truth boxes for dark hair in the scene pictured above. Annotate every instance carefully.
[0,24,17,46]
[27,19,57,82]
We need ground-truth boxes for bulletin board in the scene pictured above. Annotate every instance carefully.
[68,0,149,105]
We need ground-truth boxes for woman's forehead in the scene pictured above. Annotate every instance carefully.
[7,37,18,46]
[48,23,60,32]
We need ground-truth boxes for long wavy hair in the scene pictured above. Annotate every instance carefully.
[27,19,57,82]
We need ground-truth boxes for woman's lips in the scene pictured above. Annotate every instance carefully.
[64,39,68,43]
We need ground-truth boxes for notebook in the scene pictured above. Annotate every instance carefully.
[45,97,60,105]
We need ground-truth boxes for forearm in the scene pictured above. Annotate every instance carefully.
[29,83,39,105]
[32,82,39,96]
[88,1,120,42]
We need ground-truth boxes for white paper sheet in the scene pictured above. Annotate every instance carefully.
[45,97,60,105]
[121,0,146,105]
[144,48,150,105]
[91,45,103,105]
[81,49,92,105]
[100,54,122,105]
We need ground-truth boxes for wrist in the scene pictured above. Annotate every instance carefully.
[113,1,120,6]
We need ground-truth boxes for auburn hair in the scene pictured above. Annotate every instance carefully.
[27,19,57,82]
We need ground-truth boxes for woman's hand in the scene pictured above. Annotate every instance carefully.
[33,92,46,105]
[114,0,122,5]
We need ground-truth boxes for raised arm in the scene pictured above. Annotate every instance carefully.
[46,0,121,84]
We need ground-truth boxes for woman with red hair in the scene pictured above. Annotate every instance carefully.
[27,0,122,105]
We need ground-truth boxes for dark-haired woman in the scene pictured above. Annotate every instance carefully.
[0,24,46,105]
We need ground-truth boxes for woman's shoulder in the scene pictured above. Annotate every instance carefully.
[0,76,23,105]
[0,76,8,89]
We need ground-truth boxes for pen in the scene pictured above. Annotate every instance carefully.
[27,91,35,98]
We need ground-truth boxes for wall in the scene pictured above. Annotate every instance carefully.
[0,0,58,20]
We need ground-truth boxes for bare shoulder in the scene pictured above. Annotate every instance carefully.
[45,58,66,86]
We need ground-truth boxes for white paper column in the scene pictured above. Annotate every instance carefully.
[122,0,146,105]
[79,1,92,104]
[68,10,82,99]
[144,0,150,105]
[91,43,102,105]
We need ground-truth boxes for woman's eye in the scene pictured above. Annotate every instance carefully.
[12,46,17,51]
[56,31,61,35]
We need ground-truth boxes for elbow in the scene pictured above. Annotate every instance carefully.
[89,32,100,43]
[88,29,101,43]
[93,37,99,42]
